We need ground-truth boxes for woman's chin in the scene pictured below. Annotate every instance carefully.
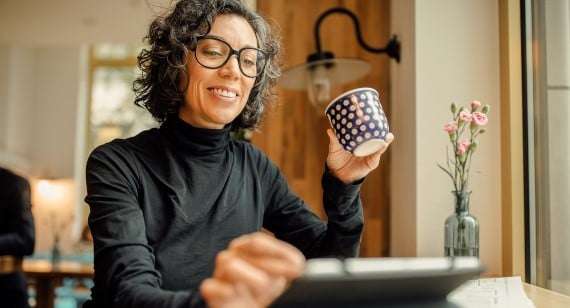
[214,112,241,126]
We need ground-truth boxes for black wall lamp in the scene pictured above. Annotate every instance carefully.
[279,7,401,110]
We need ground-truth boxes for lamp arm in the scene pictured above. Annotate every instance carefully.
[313,7,400,62]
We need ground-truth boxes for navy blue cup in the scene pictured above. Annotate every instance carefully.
[325,87,389,156]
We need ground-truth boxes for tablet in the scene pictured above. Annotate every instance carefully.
[272,257,483,307]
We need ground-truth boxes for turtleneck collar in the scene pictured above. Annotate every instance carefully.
[160,117,231,155]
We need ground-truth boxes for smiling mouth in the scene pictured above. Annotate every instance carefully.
[209,88,238,98]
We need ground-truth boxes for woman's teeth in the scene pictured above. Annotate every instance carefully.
[211,88,237,98]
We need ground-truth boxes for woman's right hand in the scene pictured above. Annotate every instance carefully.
[200,232,305,308]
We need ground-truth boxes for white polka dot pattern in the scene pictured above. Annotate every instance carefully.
[325,88,389,154]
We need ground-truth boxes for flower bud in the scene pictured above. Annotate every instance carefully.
[449,133,456,143]
[471,100,482,109]
[482,105,490,114]
[451,103,457,114]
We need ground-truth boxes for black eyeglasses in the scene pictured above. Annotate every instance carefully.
[193,36,267,78]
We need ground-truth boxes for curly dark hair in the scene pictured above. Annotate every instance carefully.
[134,0,281,130]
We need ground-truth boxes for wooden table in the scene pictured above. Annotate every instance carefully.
[23,259,94,308]
[523,282,570,308]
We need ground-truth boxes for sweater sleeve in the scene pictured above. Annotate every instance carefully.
[319,165,364,257]
[84,145,204,308]
[258,150,364,259]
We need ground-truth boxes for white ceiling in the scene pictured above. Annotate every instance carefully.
[0,0,176,46]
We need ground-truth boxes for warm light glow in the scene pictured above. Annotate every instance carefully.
[31,177,76,253]
[32,178,74,212]
[37,179,67,205]
[307,65,331,109]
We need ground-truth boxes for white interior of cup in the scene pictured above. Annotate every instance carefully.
[353,139,386,157]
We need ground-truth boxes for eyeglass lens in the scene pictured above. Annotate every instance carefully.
[195,37,266,78]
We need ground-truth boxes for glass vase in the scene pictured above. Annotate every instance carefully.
[444,190,479,257]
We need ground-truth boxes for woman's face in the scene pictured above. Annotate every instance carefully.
[179,14,258,129]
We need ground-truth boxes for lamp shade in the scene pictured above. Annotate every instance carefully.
[281,58,371,108]
[280,57,371,90]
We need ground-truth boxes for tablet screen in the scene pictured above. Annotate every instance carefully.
[272,257,482,307]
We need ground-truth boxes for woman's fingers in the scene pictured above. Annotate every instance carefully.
[201,233,306,308]
[327,129,345,154]
[213,250,271,294]
[206,247,294,307]
[201,279,257,308]
[228,233,305,279]
[200,278,235,301]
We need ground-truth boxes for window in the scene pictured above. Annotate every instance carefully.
[523,0,570,296]
[88,43,157,152]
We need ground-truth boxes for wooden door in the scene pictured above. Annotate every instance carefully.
[252,0,392,257]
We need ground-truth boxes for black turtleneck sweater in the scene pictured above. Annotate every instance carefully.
[84,117,364,308]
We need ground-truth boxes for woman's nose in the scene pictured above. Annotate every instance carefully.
[219,55,241,78]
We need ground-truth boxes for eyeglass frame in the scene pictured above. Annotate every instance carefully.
[192,35,268,78]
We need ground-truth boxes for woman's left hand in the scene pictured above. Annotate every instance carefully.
[326,129,395,184]
[200,232,305,308]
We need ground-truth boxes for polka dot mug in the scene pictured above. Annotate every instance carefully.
[325,87,390,156]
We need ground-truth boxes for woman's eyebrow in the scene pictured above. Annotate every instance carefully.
[201,34,258,49]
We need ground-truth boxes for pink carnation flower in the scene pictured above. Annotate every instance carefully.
[472,112,488,126]
[459,110,472,121]
[443,122,458,133]
[471,100,482,109]
[456,140,471,155]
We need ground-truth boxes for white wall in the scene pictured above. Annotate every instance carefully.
[30,47,83,178]
[389,0,418,256]
[0,46,35,173]
[391,0,503,276]
[0,45,83,178]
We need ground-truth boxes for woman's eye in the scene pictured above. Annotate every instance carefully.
[242,58,255,66]
[204,49,222,57]
[241,52,257,66]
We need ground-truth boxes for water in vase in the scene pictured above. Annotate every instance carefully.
[444,246,479,257]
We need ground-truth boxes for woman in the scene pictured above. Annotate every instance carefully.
[84,0,394,307]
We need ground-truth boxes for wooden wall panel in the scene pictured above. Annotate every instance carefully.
[254,0,392,257]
